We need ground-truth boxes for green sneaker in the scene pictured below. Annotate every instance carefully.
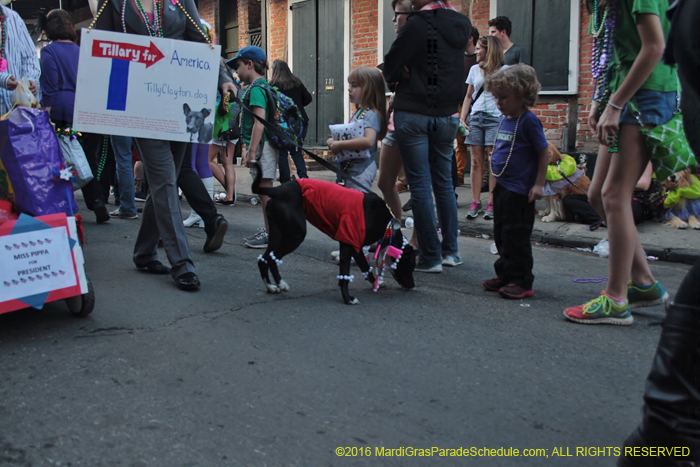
[564,291,633,326]
[627,281,669,309]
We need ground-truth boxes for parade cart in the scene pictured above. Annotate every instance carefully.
[0,106,95,318]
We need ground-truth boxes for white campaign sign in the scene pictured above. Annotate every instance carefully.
[73,29,221,142]
[0,227,77,301]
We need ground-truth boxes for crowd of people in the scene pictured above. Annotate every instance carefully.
[2,0,699,462]
[0,0,693,310]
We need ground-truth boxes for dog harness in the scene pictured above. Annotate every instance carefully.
[296,179,366,252]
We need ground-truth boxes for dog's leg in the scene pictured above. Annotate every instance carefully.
[688,216,700,230]
[257,253,279,293]
[338,243,359,305]
[353,247,376,287]
[668,215,688,229]
[542,196,563,222]
[542,197,552,217]
[267,200,306,293]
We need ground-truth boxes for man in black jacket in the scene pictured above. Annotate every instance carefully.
[383,1,471,273]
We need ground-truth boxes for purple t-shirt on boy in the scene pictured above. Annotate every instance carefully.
[491,109,548,196]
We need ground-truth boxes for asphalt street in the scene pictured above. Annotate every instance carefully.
[0,174,692,467]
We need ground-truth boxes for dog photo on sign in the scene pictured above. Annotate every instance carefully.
[183,103,213,143]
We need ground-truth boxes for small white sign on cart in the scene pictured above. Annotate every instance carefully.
[1,227,76,301]
[73,29,221,142]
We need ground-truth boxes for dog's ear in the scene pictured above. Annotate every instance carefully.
[183,103,191,115]
[200,108,211,119]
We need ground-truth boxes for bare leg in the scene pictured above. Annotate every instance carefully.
[470,145,485,204]
[259,179,272,231]
[378,142,403,221]
[602,124,654,299]
[208,145,226,188]
[221,142,236,202]
[587,144,611,224]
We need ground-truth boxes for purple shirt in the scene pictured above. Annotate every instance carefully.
[40,41,80,123]
[491,109,548,196]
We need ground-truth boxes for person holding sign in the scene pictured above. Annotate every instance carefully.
[93,0,236,291]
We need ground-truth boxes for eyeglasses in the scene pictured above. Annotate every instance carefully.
[392,11,411,20]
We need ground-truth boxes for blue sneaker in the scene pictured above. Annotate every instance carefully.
[627,281,669,309]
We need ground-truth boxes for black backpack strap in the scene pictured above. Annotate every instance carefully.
[468,86,485,114]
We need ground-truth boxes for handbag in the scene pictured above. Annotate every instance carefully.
[629,100,697,180]
[58,133,93,190]
[329,118,371,163]
[0,107,77,216]
[215,90,241,142]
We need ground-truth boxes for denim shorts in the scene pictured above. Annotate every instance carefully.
[619,89,677,126]
[381,130,396,147]
[465,111,503,146]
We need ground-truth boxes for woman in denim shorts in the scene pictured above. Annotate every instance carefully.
[564,0,677,326]
[460,36,506,220]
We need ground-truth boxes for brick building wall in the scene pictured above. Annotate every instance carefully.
[469,0,490,38]
[351,0,378,69]
[238,0,262,47]
[576,6,596,151]
[267,0,287,62]
[198,0,218,44]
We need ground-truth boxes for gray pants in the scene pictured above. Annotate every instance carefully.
[133,138,195,278]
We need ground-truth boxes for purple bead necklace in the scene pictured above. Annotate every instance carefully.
[592,0,617,105]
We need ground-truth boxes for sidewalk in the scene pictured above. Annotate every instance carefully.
[227,165,699,265]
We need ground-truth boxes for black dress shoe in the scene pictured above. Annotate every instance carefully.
[402,199,412,212]
[176,272,200,291]
[203,215,228,253]
[135,260,171,275]
[94,199,110,224]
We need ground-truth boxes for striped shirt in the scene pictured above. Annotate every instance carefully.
[0,5,42,114]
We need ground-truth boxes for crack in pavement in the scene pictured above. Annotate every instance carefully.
[74,291,330,338]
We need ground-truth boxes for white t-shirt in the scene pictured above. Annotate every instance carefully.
[465,64,506,117]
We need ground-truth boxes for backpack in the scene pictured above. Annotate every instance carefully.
[246,82,305,151]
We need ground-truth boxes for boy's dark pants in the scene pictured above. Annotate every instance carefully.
[493,184,535,289]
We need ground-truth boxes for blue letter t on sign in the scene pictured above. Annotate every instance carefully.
[107,59,129,111]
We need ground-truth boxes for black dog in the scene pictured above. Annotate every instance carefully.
[252,167,415,304]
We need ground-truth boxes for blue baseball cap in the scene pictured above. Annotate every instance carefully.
[226,46,267,67]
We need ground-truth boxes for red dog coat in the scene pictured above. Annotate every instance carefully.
[296,179,366,252]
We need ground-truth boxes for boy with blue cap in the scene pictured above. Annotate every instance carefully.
[227,46,277,249]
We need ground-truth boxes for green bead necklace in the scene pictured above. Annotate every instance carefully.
[134,0,163,37]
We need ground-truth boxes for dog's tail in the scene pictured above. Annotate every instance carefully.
[251,161,279,198]
[251,161,265,195]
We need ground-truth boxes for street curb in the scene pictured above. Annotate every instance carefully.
[458,222,699,265]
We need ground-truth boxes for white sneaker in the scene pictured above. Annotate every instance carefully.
[442,254,463,267]
[415,262,442,273]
